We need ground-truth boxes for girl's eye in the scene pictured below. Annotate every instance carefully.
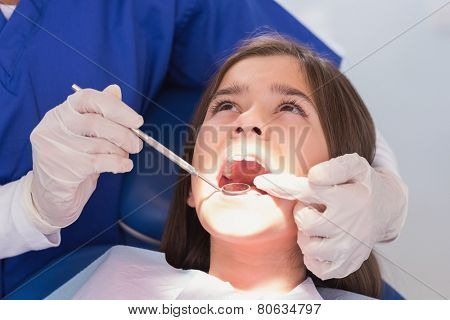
[278,101,308,117]
[210,101,239,114]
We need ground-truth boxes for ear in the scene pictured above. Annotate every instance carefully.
[187,188,195,208]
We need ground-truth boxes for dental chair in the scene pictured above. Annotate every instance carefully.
[4,84,404,300]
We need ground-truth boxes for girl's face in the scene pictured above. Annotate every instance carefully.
[187,55,329,244]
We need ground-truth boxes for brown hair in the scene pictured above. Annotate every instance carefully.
[161,34,382,298]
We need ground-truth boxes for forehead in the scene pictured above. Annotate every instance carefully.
[219,55,309,92]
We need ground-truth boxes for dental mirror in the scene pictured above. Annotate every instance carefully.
[221,182,251,195]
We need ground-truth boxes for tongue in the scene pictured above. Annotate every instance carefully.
[230,160,268,185]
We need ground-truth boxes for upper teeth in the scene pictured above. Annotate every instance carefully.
[232,155,254,161]
[222,155,266,179]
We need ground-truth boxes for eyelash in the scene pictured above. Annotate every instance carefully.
[209,100,237,114]
[278,99,308,117]
[209,99,308,117]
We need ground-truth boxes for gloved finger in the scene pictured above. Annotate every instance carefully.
[293,204,341,238]
[103,84,122,99]
[68,86,144,129]
[308,153,371,186]
[253,173,324,203]
[304,183,370,209]
[84,154,134,175]
[297,232,344,262]
[73,136,129,157]
[315,252,367,280]
[70,113,143,154]
[344,247,372,276]
[306,234,372,280]
[303,254,335,280]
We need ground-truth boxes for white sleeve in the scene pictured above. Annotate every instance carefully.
[372,129,408,242]
[0,171,61,259]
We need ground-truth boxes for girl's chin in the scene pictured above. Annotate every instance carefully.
[196,191,294,240]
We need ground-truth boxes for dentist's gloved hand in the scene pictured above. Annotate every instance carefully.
[28,85,143,231]
[254,153,408,280]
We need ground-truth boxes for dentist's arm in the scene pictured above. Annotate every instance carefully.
[0,173,60,259]
[0,85,143,259]
[254,132,408,280]
[169,0,341,87]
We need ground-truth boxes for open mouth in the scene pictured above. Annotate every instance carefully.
[217,157,270,195]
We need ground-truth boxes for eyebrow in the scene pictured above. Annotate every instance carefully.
[270,83,313,104]
[212,83,249,99]
[211,82,313,104]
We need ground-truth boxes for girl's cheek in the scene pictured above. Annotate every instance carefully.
[296,131,329,174]
[192,134,222,172]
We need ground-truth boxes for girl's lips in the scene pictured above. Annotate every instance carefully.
[218,175,232,188]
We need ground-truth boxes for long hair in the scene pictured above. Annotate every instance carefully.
[160,34,382,298]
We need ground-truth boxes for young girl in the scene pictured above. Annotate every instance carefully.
[52,34,381,300]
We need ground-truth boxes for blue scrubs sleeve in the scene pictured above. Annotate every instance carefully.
[168,0,341,88]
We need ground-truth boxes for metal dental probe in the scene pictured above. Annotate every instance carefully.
[71,84,221,192]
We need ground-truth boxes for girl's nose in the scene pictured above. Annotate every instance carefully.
[235,126,262,136]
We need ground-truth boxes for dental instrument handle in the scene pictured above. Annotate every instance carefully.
[71,84,220,192]
[131,128,220,191]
